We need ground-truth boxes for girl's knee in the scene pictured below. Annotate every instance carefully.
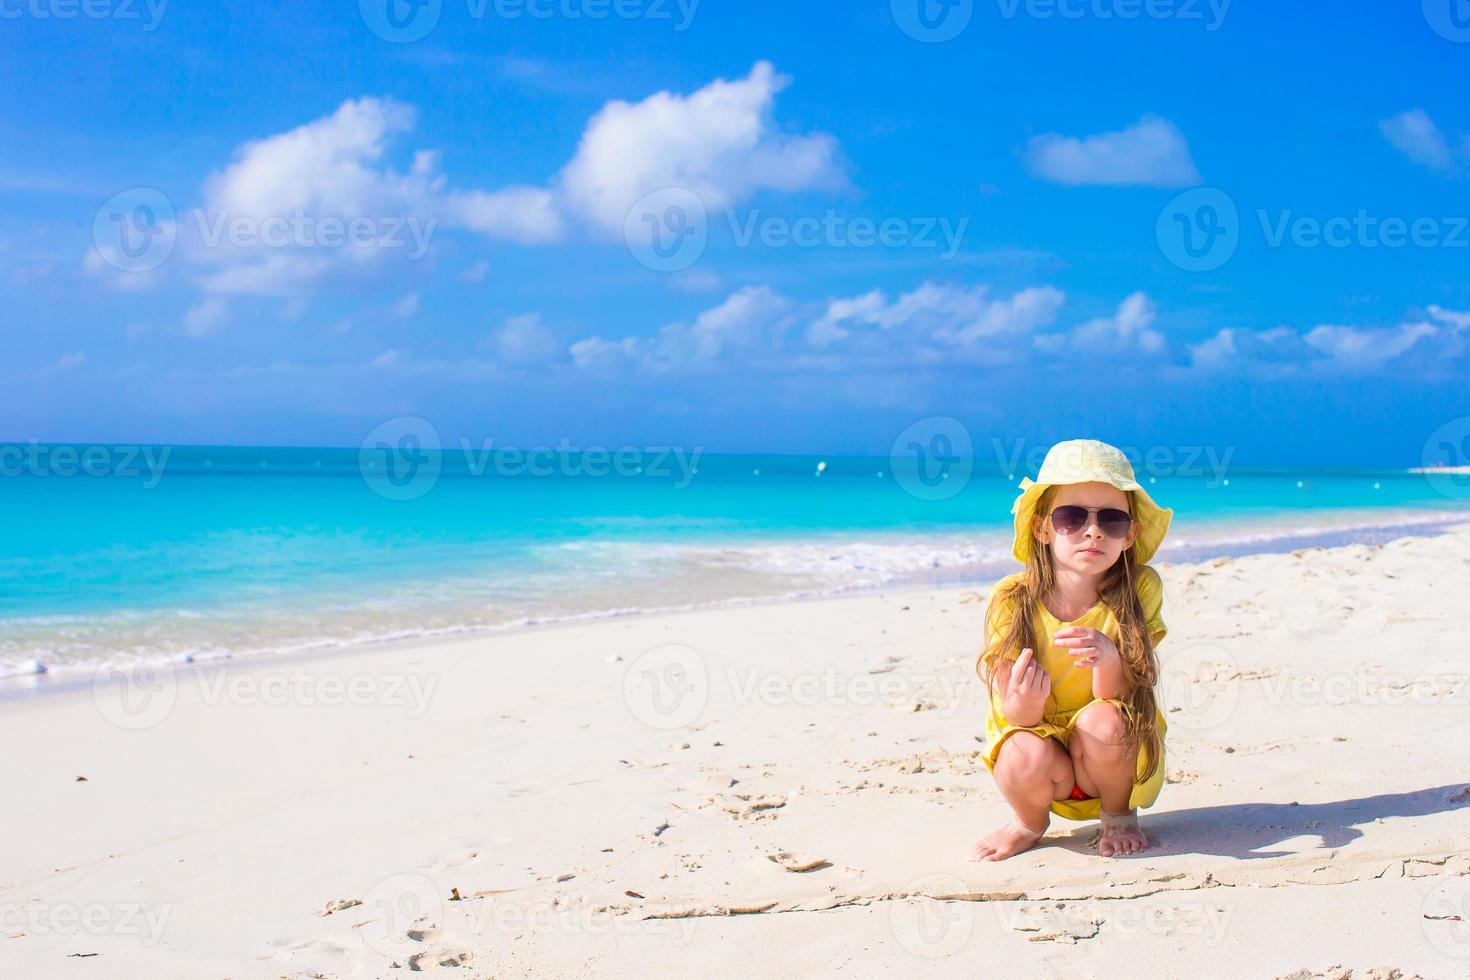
[995,732,1068,782]
[1072,701,1129,746]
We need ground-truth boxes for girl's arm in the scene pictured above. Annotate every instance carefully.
[1089,647,1129,701]
[1053,627,1129,700]
[989,648,1050,727]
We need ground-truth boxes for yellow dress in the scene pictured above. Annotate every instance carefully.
[979,564,1168,821]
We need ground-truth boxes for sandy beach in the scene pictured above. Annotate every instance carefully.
[5,524,1470,978]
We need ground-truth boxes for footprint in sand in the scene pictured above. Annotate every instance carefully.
[766,851,831,873]
[406,948,474,970]
[709,792,787,820]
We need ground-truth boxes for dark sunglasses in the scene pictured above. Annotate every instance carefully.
[1048,505,1133,539]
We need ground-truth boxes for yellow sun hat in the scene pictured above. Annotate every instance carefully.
[1010,439,1173,566]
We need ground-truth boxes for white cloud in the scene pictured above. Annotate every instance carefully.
[1036,291,1165,355]
[1187,325,1310,376]
[481,312,562,365]
[1428,305,1470,331]
[1026,115,1201,188]
[183,297,230,337]
[569,334,641,370]
[369,349,399,368]
[571,286,795,373]
[447,187,563,244]
[1188,316,1448,376]
[556,61,844,236]
[458,260,491,285]
[648,285,794,370]
[201,98,440,220]
[807,282,1066,360]
[144,98,449,302]
[34,351,85,379]
[572,282,1064,374]
[195,254,334,298]
[86,66,844,331]
[564,284,1469,382]
[1428,305,1470,359]
[1302,321,1437,369]
[389,292,419,318]
[1379,109,1464,174]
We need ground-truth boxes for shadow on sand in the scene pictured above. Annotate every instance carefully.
[1047,784,1470,860]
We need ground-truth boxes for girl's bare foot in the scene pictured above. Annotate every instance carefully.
[971,818,1047,861]
[1098,809,1147,857]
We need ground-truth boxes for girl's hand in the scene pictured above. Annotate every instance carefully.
[1053,627,1117,669]
[1000,647,1050,726]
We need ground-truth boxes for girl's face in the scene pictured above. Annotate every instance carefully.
[1034,482,1141,576]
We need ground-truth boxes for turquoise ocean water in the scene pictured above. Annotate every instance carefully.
[3,443,1469,683]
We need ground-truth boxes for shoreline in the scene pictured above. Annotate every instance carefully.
[3,521,1470,975]
[6,510,1470,695]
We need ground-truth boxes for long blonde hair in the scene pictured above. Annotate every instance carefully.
[977,486,1163,781]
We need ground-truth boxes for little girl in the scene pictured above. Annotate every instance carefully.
[972,439,1171,861]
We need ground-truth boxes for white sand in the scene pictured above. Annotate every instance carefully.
[5,526,1470,978]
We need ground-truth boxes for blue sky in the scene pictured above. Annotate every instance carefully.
[3,0,1468,464]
